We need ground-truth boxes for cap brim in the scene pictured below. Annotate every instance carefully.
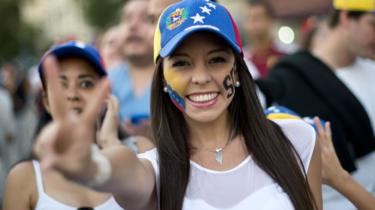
[159,25,242,58]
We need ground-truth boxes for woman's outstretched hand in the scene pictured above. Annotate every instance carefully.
[314,117,375,209]
[313,117,348,186]
[33,56,110,183]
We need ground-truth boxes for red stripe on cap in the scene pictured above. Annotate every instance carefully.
[226,9,243,54]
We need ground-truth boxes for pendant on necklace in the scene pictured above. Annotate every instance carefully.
[215,148,223,164]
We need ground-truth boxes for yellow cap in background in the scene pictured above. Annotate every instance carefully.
[334,0,375,11]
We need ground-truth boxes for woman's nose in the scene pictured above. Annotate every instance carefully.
[191,66,212,85]
[66,85,80,102]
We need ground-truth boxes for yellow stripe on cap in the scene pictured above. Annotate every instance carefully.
[266,113,301,120]
[154,22,162,63]
[334,0,375,11]
[154,5,168,65]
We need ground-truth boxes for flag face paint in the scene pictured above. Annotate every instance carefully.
[163,68,189,111]
[223,69,235,98]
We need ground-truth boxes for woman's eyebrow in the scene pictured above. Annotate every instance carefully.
[169,52,189,59]
[78,74,97,79]
[207,48,231,55]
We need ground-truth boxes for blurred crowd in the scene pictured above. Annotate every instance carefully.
[1,0,375,209]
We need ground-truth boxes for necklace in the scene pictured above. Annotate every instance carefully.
[195,138,231,165]
[214,148,225,164]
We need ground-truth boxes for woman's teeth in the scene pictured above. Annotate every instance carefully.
[188,93,218,103]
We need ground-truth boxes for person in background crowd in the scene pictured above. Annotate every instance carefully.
[97,25,124,71]
[0,83,16,206]
[242,0,289,79]
[33,1,322,210]
[299,16,330,51]
[108,0,155,140]
[257,0,375,209]
[147,0,181,26]
[1,61,37,170]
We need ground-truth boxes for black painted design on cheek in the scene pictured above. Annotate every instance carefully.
[223,71,234,98]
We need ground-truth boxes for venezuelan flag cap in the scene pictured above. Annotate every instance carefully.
[153,0,243,63]
[334,0,375,11]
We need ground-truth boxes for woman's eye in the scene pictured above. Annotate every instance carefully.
[80,80,95,88]
[172,60,189,67]
[209,57,226,64]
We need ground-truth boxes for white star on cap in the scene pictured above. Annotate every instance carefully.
[207,2,216,9]
[200,6,212,15]
[190,13,205,24]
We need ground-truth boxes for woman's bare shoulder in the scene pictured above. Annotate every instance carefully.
[3,161,37,210]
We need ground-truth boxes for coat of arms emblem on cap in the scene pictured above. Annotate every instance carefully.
[166,8,188,30]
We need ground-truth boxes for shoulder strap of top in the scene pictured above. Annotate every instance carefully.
[32,160,45,195]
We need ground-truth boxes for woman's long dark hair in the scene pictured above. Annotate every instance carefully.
[151,53,317,210]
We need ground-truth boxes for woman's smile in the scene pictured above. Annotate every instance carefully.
[186,92,219,108]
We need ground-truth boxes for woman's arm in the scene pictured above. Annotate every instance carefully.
[306,131,323,210]
[328,170,375,210]
[3,162,36,210]
[315,117,375,210]
[97,145,157,210]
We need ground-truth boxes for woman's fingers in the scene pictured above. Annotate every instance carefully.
[82,79,110,125]
[325,122,332,141]
[313,116,324,136]
[43,56,68,120]
[110,95,120,114]
[97,95,120,147]
[34,122,61,171]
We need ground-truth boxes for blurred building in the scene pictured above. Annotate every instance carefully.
[21,0,94,45]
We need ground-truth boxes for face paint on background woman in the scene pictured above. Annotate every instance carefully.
[163,68,189,112]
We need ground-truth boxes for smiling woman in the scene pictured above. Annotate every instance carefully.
[150,1,321,207]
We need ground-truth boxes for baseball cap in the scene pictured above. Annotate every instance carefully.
[38,41,107,82]
[153,0,243,63]
[334,0,375,11]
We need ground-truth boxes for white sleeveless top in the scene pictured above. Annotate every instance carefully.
[138,119,316,210]
[32,160,124,210]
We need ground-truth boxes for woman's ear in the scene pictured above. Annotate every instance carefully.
[42,90,51,114]
[339,10,351,28]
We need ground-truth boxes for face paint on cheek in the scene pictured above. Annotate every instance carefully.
[223,69,235,98]
[163,69,189,112]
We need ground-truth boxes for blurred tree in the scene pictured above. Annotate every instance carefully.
[0,0,39,62]
[80,0,127,31]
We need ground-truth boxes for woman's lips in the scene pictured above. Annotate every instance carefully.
[186,92,219,108]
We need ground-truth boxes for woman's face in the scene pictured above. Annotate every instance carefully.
[44,57,100,117]
[162,33,237,123]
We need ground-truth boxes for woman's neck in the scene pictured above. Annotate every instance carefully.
[187,111,232,151]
